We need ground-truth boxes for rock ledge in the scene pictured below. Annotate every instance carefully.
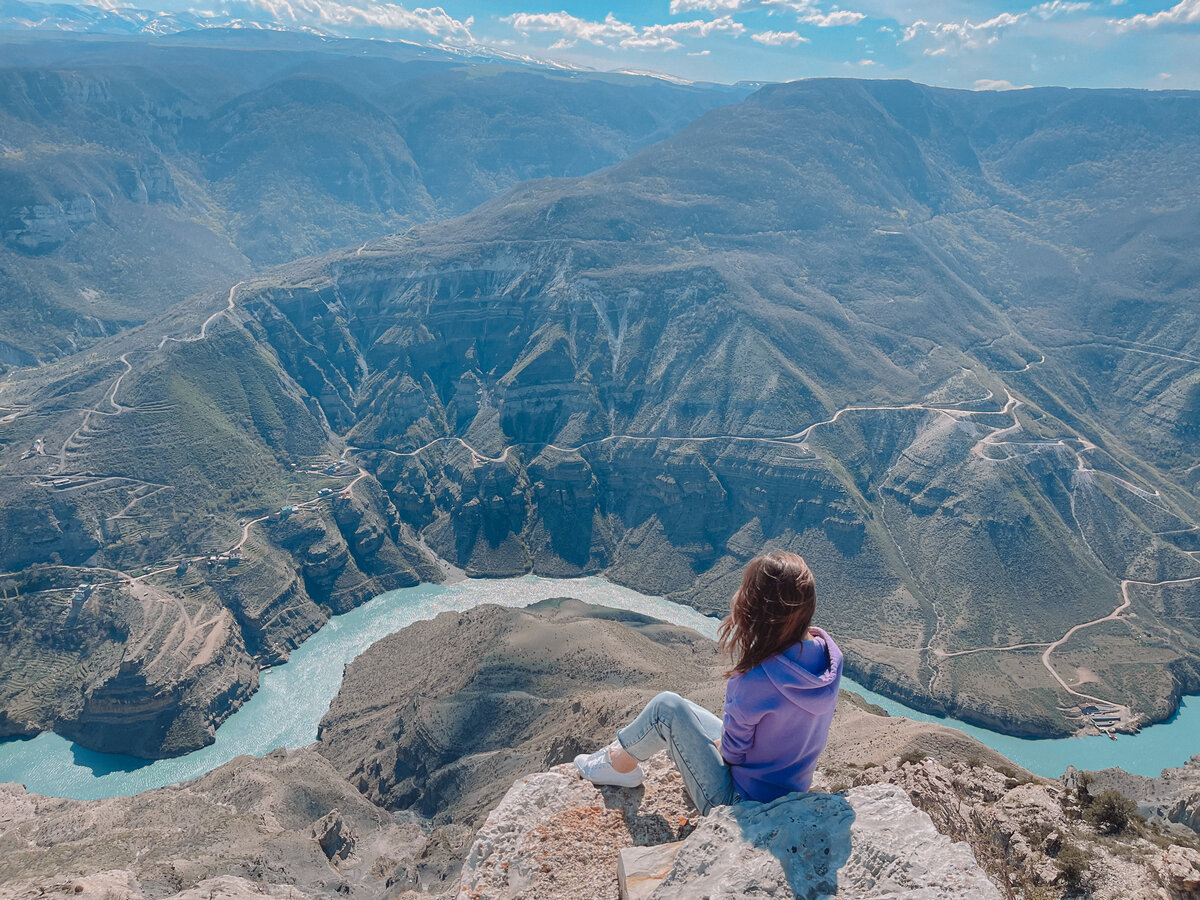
[456,754,1001,899]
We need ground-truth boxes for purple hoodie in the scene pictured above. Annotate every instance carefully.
[720,626,843,802]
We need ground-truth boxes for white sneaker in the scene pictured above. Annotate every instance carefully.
[574,741,645,788]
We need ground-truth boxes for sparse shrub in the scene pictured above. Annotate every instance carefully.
[1056,842,1089,891]
[965,755,984,769]
[1083,789,1136,834]
[1075,772,1094,806]
[899,749,927,766]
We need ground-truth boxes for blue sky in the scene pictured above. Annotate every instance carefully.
[31,0,1200,88]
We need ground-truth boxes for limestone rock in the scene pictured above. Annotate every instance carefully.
[0,873,312,900]
[456,758,999,900]
[0,748,426,899]
[1155,845,1200,900]
[617,843,682,900]
[650,783,1001,899]
[312,808,356,862]
[457,754,695,900]
[1083,755,1200,837]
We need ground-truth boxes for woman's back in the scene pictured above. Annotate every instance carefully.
[720,626,843,802]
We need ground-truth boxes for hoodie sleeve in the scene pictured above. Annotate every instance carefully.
[720,675,765,766]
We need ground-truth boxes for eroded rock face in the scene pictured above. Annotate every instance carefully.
[62,593,256,759]
[847,753,1200,900]
[0,873,314,900]
[312,809,357,862]
[1080,754,1200,837]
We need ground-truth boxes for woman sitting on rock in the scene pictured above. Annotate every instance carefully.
[575,550,843,814]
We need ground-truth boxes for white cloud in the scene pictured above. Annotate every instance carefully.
[1112,0,1200,29]
[800,9,867,25]
[898,0,1093,55]
[751,28,809,43]
[620,34,685,49]
[902,11,1023,54]
[502,11,635,48]
[856,57,876,64]
[1031,0,1090,18]
[669,0,749,11]
[642,15,746,39]
[688,48,713,55]
[974,77,1033,89]
[674,0,867,26]
[232,0,473,40]
[504,11,743,52]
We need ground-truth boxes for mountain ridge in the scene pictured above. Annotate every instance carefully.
[0,76,1197,755]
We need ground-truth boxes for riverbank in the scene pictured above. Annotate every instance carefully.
[2,576,1200,799]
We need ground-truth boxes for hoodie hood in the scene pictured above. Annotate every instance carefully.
[758,626,843,715]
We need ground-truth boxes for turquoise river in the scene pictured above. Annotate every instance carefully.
[0,576,1196,799]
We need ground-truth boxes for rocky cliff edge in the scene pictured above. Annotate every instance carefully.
[456,753,1001,900]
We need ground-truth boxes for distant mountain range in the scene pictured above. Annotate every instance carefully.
[0,0,270,37]
[0,28,746,362]
[0,64,1197,757]
[0,0,461,45]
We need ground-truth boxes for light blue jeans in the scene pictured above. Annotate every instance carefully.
[617,691,737,815]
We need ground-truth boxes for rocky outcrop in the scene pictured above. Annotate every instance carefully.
[312,809,357,862]
[55,588,258,759]
[1155,846,1200,900]
[457,746,1200,900]
[0,872,316,900]
[457,754,695,900]
[847,752,1200,900]
[0,577,258,759]
[4,195,97,254]
[457,755,1001,900]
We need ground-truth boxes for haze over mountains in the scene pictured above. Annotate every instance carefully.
[0,30,745,362]
[0,34,1197,763]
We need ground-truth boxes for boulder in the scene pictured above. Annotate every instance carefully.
[311,808,356,862]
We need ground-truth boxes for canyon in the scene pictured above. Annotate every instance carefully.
[0,68,1197,755]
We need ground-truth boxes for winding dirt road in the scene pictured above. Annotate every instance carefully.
[1040,573,1200,713]
[56,353,135,472]
[347,375,1200,724]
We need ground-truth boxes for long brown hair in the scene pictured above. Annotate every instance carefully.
[718,551,817,676]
